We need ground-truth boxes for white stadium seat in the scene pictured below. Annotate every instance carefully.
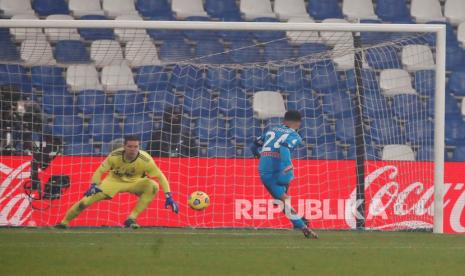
[101,64,138,92]
[274,0,310,21]
[240,0,276,20]
[253,91,286,119]
[382,145,415,161]
[380,69,417,96]
[332,43,355,70]
[320,19,353,47]
[67,64,103,91]
[461,98,465,117]
[0,0,34,17]
[445,0,465,25]
[102,0,138,18]
[45,15,81,42]
[342,0,378,21]
[69,0,105,17]
[91,40,125,67]
[172,0,208,19]
[401,45,435,71]
[410,0,445,23]
[10,14,45,42]
[115,14,148,42]
[21,39,56,66]
[125,39,161,67]
[286,17,323,45]
[458,22,465,48]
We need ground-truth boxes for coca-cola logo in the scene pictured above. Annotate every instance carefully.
[0,161,33,226]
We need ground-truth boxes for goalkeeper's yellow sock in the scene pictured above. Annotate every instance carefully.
[128,181,158,220]
[61,193,107,225]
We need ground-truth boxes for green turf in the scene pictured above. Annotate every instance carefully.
[0,228,464,276]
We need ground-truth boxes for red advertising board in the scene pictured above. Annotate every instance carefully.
[0,156,464,233]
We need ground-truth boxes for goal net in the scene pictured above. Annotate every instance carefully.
[0,20,445,232]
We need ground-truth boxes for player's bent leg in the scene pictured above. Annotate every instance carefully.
[58,192,109,227]
[125,178,159,227]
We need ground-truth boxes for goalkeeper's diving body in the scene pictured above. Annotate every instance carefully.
[250,110,318,239]
[55,136,179,229]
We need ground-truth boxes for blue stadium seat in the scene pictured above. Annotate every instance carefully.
[205,0,241,19]
[392,94,425,121]
[170,65,204,91]
[307,0,343,20]
[335,117,357,144]
[375,0,410,22]
[206,141,237,158]
[264,117,283,130]
[230,41,263,63]
[416,146,434,161]
[310,60,339,94]
[195,40,230,64]
[218,88,253,118]
[287,90,322,118]
[76,90,107,115]
[136,0,172,17]
[113,90,145,115]
[0,64,32,93]
[236,146,256,158]
[63,144,94,156]
[31,66,66,90]
[182,89,218,117]
[147,16,184,41]
[54,40,90,64]
[365,46,401,69]
[230,116,261,144]
[123,115,156,143]
[32,0,69,16]
[89,113,123,142]
[370,118,404,144]
[346,144,379,160]
[345,69,380,94]
[414,70,435,97]
[42,88,74,115]
[446,45,465,71]
[311,143,342,160]
[299,117,334,144]
[158,40,193,63]
[252,17,285,42]
[297,43,328,59]
[197,117,228,143]
[240,66,274,91]
[135,66,169,92]
[452,146,465,162]
[206,67,239,90]
[264,41,295,62]
[294,145,309,160]
[445,118,465,146]
[359,19,391,45]
[322,91,354,119]
[428,94,462,120]
[276,65,308,92]
[52,115,85,143]
[145,89,178,117]
[184,16,217,41]
[363,91,393,120]
[0,39,20,62]
[425,21,458,47]
[448,70,465,97]
[79,15,114,41]
[405,119,434,144]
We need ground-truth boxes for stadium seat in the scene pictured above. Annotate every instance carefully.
[76,89,107,115]
[136,0,172,17]
[172,0,207,19]
[55,40,90,64]
[195,41,230,64]
[445,0,465,25]
[335,118,357,144]
[375,0,410,22]
[230,116,260,143]
[218,88,253,118]
[445,118,465,145]
[416,146,434,161]
[319,19,353,47]
[359,19,391,45]
[264,117,283,130]
[392,94,425,120]
[427,94,462,120]
[89,113,123,143]
[459,23,465,48]
[363,91,393,120]
[274,0,309,21]
[405,119,434,144]
[311,143,341,160]
[307,0,343,20]
[31,66,66,90]
[446,45,465,71]
[297,42,328,56]
[345,69,380,94]
[135,65,170,91]
[197,117,228,143]
[452,146,465,161]
[414,70,435,97]
[448,70,465,96]
[52,115,85,142]
[263,41,295,62]
[145,89,178,117]
[113,90,145,115]
[91,40,124,67]
[0,64,31,92]
[159,40,193,62]
[0,38,20,62]
[183,16,217,41]
[342,0,378,21]
[322,91,354,119]
[401,45,435,71]
[251,17,286,42]
[253,91,286,120]
[287,91,322,118]
[310,60,339,94]
[114,14,148,42]
[10,14,45,42]
[293,144,309,160]
[182,89,218,118]
[63,143,95,155]
[20,39,56,66]
[410,0,444,23]
[299,117,333,144]
[102,0,138,17]
[66,64,103,91]
[230,42,263,63]
[379,69,417,96]
[365,46,401,69]
[32,0,69,16]
[205,141,237,158]
[286,17,323,45]
[123,115,154,143]
[78,15,114,41]
[370,118,404,144]
[207,67,239,90]
[69,0,104,17]
[205,0,240,19]
[45,15,81,42]
[240,0,275,20]
[332,43,356,71]
[0,0,34,17]
[101,64,138,92]
[170,65,204,91]
[125,39,160,67]
[276,65,308,91]
[425,21,458,47]
[381,145,415,161]
[346,144,379,160]
[42,89,74,116]
[240,66,274,91]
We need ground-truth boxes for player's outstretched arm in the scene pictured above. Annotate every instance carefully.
[250,136,264,158]
[147,159,179,213]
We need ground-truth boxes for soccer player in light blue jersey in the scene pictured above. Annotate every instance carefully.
[251,110,318,239]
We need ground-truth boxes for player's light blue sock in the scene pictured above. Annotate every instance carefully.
[290,218,305,229]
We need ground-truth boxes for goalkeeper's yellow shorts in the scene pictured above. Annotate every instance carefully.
[99,176,159,198]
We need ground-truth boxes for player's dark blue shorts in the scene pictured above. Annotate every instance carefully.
[260,173,289,199]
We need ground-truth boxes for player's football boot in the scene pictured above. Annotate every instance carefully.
[54,223,68,229]
[302,227,318,239]
[124,218,140,229]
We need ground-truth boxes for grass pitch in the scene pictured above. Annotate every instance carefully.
[0,228,464,276]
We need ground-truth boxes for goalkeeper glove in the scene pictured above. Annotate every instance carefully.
[164,192,179,214]
[84,183,102,197]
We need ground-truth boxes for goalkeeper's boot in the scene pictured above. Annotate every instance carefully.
[302,227,318,239]
[124,218,140,229]
[54,223,68,229]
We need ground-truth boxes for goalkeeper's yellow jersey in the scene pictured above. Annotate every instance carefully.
[91,148,170,193]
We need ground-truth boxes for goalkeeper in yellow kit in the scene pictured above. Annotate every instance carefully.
[55,136,179,229]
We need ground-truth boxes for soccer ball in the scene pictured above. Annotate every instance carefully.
[188,191,210,210]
